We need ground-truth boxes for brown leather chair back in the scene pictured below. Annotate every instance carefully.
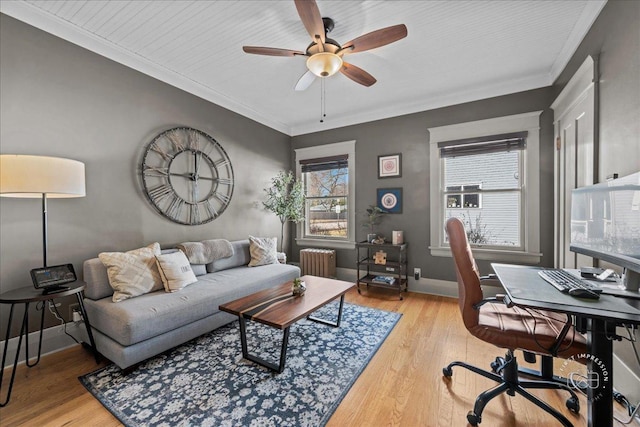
[445,217,484,331]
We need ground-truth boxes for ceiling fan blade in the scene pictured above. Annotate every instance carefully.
[295,70,316,91]
[243,46,305,57]
[341,24,408,54]
[340,62,376,87]
[294,0,325,44]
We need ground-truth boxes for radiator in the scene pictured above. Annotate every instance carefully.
[300,249,336,278]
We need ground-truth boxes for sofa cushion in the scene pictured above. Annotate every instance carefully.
[156,251,198,292]
[161,248,207,276]
[83,263,301,346]
[190,264,207,276]
[176,239,233,264]
[207,240,250,273]
[248,236,278,266]
[83,258,113,300]
[99,243,164,302]
[84,248,203,301]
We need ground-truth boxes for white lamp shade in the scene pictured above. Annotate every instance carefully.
[0,154,86,198]
[306,52,343,77]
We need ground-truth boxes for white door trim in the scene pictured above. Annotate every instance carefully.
[551,55,597,268]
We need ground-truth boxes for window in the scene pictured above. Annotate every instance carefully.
[429,112,542,262]
[301,156,348,238]
[446,184,482,209]
[295,141,356,249]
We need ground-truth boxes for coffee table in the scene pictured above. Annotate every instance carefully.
[219,275,354,373]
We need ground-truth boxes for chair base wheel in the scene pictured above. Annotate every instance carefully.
[467,411,481,426]
[566,396,580,413]
[490,356,505,374]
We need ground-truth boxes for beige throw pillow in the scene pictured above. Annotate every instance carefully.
[99,243,163,302]
[248,236,278,267]
[155,251,198,292]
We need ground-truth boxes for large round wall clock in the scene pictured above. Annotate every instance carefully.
[140,127,234,225]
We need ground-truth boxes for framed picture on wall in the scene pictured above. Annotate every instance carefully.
[377,188,402,213]
[378,154,402,178]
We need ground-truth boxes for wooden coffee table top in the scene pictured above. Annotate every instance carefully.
[219,275,354,329]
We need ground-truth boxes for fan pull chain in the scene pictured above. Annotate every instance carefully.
[320,78,327,123]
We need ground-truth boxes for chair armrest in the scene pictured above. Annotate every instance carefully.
[473,294,506,309]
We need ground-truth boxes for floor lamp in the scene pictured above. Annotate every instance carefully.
[0,154,86,268]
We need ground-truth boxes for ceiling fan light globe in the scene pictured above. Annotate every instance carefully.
[306,52,343,77]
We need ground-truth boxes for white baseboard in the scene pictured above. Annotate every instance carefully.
[0,322,85,369]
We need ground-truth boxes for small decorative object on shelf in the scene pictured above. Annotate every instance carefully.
[372,236,386,244]
[372,275,395,285]
[292,277,306,296]
[374,250,387,265]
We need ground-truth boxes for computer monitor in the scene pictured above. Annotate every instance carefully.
[569,171,640,291]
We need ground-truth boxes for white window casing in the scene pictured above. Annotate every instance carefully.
[428,112,542,263]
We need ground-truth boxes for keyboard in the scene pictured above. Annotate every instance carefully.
[538,269,602,299]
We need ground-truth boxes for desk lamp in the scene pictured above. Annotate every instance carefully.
[0,155,86,267]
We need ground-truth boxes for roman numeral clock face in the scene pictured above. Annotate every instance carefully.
[141,127,234,225]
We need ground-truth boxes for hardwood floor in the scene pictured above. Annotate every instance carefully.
[1,289,637,426]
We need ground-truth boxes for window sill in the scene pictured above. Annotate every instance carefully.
[430,246,542,264]
[296,238,355,250]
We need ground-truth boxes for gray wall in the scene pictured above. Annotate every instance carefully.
[291,88,555,281]
[0,14,290,335]
[554,0,640,181]
[551,0,640,394]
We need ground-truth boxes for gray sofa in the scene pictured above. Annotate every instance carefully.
[82,239,300,369]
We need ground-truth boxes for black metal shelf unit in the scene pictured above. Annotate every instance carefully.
[356,241,408,300]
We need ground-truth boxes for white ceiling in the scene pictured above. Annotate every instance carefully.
[1,0,606,136]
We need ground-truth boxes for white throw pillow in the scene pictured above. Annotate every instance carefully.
[98,242,163,302]
[155,251,198,292]
[248,236,278,267]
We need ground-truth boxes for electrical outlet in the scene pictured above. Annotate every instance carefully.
[414,268,421,280]
[72,311,83,322]
[69,303,79,319]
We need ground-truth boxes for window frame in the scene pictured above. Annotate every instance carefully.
[295,140,356,250]
[428,112,542,263]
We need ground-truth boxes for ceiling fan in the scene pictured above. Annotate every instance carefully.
[242,0,408,91]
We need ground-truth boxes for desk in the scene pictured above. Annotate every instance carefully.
[492,264,640,427]
[0,282,99,407]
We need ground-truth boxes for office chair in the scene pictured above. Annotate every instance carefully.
[442,217,587,427]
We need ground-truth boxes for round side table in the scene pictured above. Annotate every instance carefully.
[0,281,99,406]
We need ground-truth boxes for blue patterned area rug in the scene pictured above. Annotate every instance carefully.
[79,302,401,427]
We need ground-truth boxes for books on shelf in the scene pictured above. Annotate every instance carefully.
[372,275,396,285]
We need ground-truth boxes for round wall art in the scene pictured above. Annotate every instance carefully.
[377,188,402,214]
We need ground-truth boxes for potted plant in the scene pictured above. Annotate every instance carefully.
[263,171,305,253]
[362,205,386,243]
[292,277,306,296]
